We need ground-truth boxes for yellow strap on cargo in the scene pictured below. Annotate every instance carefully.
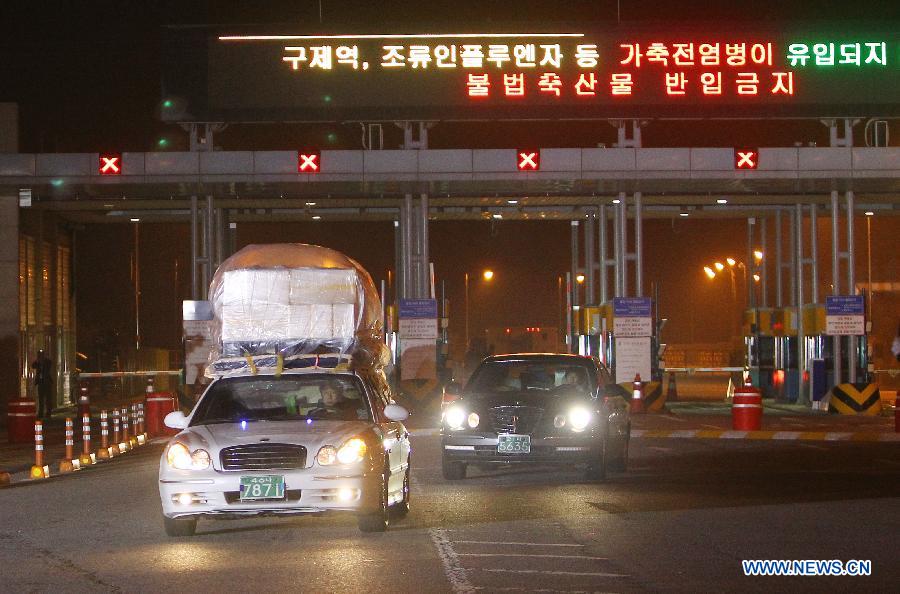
[245,355,258,375]
[275,354,284,377]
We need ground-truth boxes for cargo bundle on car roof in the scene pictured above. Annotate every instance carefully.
[205,243,388,377]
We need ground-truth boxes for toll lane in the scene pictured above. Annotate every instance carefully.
[1,433,898,592]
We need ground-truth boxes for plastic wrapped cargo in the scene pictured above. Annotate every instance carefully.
[207,244,388,376]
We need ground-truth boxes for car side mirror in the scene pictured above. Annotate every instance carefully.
[164,410,189,430]
[383,404,409,422]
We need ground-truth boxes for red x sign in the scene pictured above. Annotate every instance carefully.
[99,153,122,175]
[517,149,540,171]
[298,151,320,173]
[734,148,759,170]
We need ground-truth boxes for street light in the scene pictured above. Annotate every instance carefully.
[753,250,764,262]
[703,266,716,279]
[714,262,725,272]
[483,269,494,281]
[575,273,585,284]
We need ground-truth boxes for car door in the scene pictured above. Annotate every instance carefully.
[596,361,629,448]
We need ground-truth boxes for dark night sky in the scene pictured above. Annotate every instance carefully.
[3,2,899,366]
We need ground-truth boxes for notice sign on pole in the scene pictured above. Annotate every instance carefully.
[615,336,652,384]
[399,298,438,380]
[613,297,652,337]
[825,295,865,336]
[398,298,438,339]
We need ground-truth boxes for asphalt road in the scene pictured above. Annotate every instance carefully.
[1,433,898,593]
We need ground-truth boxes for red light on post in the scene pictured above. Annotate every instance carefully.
[298,151,320,173]
[517,149,540,171]
[99,153,122,175]
[734,148,759,170]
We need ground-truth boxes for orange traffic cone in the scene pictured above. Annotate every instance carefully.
[631,374,645,414]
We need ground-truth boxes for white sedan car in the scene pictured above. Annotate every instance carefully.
[158,369,410,536]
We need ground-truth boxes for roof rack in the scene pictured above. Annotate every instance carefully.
[207,353,353,378]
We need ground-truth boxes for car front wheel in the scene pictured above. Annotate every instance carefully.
[358,470,389,533]
[163,515,197,537]
[584,436,608,482]
[441,454,467,480]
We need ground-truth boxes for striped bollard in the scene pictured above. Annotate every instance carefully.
[111,409,121,456]
[30,421,49,479]
[128,404,139,449]
[79,413,94,465]
[119,407,130,452]
[136,403,147,445]
[59,418,77,473]
[97,410,112,459]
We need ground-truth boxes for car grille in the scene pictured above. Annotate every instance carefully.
[489,406,543,434]
[220,443,307,471]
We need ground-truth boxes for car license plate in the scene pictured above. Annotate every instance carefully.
[239,475,285,501]
[497,434,531,454]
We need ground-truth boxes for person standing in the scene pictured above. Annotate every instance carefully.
[31,349,54,419]
[892,322,900,362]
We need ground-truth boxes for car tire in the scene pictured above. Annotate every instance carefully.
[358,470,389,533]
[441,455,467,480]
[390,464,411,518]
[584,436,608,482]
[163,515,197,537]
[611,427,630,472]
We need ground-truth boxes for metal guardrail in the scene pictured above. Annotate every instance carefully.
[77,370,182,379]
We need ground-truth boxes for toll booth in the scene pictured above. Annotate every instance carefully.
[744,307,799,400]
[578,299,660,384]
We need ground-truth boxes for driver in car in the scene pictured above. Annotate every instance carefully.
[312,380,359,418]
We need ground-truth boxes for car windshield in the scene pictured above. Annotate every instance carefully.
[466,360,596,398]
[190,374,371,425]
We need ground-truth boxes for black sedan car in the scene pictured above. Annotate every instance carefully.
[441,354,630,481]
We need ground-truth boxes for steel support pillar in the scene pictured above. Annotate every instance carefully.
[584,212,595,305]
[598,204,609,304]
[831,190,842,385]
[795,203,806,404]
[570,220,580,308]
[846,190,857,383]
[634,192,643,296]
[775,209,784,307]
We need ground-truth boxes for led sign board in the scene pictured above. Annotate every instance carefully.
[161,25,900,122]
[99,153,122,175]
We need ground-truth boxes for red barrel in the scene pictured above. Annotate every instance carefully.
[732,383,763,431]
[7,399,37,443]
[145,392,179,437]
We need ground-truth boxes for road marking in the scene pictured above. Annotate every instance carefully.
[457,553,608,560]
[480,568,627,578]
[453,541,584,547]
[430,528,476,594]
[631,429,900,442]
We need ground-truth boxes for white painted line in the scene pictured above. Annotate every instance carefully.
[430,528,476,594]
[411,428,440,437]
[720,430,749,439]
[481,568,627,578]
[771,431,802,440]
[453,541,584,547]
[798,443,828,451]
[701,424,722,430]
[457,553,608,560]
[669,430,700,438]
[823,432,850,441]
[630,429,646,437]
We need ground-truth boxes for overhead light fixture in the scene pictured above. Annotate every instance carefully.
[612,199,621,204]
[717,198,728,204]
[492,213,503,219]
[305,201,317,206]
[312,215,322,220]
[679,212,689,217]
[130,218,140,222]
[864,211,874,216]
[507,199,519,205]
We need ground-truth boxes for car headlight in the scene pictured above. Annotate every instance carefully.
[444,406,466,430]
[317,438,368,466]
[316,445,337,466]
[337,438,368,465]
[568,407,592,432]
[166,442,211,470]
[467,412,480,428]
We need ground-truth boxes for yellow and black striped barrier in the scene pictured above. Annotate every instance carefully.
[828,383,882,416]
[614,381,665,412]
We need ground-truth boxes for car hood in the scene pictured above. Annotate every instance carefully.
[461,391,593,411]
[173,420,372,461]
